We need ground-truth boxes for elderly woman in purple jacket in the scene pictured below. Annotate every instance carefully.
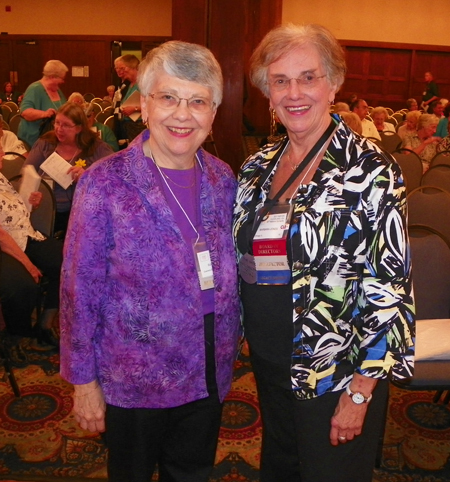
[60,41,240,482]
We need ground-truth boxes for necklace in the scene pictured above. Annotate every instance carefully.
[159,165,196,189]
[287,144,323,183]
[57,146,80,164]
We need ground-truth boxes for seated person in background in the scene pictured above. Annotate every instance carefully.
[83,103,119,152]
[18,60,68,149]
[397,110,421,142]
[0,145,62,354]
[402,114,441,173]
[406,98,418,112]
[333,101,350,113]
[23,103,112,234]
[0,82,22,104]
[371,106,396,133]
[351,98,381,140]
[340,111,363,135]
[440,98,449,108]
[428,100,444,119]
[0,117,28,159]
[436,103,450,138]
[437,119,450,153]
[103,85,115,103]
[67,92,85,105]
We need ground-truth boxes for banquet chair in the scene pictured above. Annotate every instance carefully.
[392,112,404,124]
[8,114,22,136]
[99,100,112,110]
[95,110,110,124]
[392,151,422,193]
[385,117,397,127]
[385,107,394,116]
[1,119,9,130]
[1,105,12,124]
[3,101,19,113]
[1,152,26,180]
[391,226,450,401]
[83,93,95,102]
[90,102,102,116]
[104,115,115,131]
[406,186,450,244]
[430,150,450,169]
[421,164,450,192]
[379,131,402,153]
[9,175,56,238]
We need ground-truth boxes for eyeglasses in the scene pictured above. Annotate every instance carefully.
[54,121,77,129]
[148,92,215,114]
[268,73,327,91]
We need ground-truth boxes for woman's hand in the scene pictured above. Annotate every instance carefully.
[121,105,139,117]
[67,165,85,183]
[26,262,42,283]
[330,391,369,445]
[73,381,106,433]
[28,191,43,209]
[43,108,56,119]
[329,373,377,446]
[424,136,441,145]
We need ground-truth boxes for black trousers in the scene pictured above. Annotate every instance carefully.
[0,237,63,336]
[105,313,223,482]
[250,350,389,482]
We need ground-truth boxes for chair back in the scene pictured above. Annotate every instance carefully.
[385,107,394,116]
[1,119,9,130]
[392,112,404,124]
[379,131,402,153]
[91,97,103,105]
[99,100,112,110]
[1,104,12,123]
[0,152,26,180]
[409,225,450,319]
[8,114,22,136]
[407,187,450,244]
[430,150,450,169]
[90,102,102,116]
[3,101,19,113]
[421,164,450,191]
[392,151,422,193]
[83,93,95,102]
[104,115,115,131]
[95,110,110,124]
[9,175,56,237]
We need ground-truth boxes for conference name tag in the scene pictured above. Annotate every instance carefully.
[252,203,292,285]
[193,238,214,290]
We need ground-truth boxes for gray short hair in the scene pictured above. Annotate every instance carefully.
[250,23,346,98]
[371,106,389,120]
[43,60,68,78]
[137,41,223,107]
[417,114,439,131]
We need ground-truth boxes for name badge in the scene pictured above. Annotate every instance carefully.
[193,237,214,290]
[252,203,292,285]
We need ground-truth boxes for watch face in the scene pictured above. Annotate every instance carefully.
[352,392,365,404]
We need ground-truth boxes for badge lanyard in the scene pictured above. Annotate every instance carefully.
[239,119,336,285]
[149,146,214,291]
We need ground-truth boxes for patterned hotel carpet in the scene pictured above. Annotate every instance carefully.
[0,340,450,482]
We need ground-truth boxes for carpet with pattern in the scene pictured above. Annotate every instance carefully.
[0,341,449,481]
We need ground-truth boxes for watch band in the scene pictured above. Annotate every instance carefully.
[346,385,372,404]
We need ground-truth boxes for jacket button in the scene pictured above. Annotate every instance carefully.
[295,306,304,314]
[293,261,303,270]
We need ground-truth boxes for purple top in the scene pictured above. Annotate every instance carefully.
[154,161,215,315]
[60,130,240,408]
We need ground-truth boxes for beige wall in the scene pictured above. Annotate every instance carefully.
[0,0,172,36]
[282,0,450,46]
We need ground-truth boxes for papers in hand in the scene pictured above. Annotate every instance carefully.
[18,165,41,213]
[40,151,73,189]
[121,90,141,122]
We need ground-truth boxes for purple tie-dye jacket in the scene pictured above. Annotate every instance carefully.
[60,130,241,408]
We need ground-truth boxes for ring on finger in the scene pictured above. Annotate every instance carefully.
[338,436,346,441]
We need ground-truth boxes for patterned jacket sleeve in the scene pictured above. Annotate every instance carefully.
[355,156,415,381]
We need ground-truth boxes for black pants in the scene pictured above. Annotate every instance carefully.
[105,313,223,482]
[250,350,389,482]
[0,237,63,336]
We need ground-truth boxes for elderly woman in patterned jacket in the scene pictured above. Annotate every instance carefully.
[233,24,415,482]
[60,41,240,482]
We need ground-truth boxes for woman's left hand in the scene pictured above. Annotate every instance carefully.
[28,191,43,209]
[68,165,85,183]
[329,392,369,445]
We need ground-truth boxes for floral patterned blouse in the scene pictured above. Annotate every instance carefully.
[233,115,415,400]
[0,173,44,251]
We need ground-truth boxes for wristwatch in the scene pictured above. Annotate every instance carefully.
[346,385,372,404]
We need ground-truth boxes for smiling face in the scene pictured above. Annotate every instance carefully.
[141,72,216,167]
[267,44,337,144]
